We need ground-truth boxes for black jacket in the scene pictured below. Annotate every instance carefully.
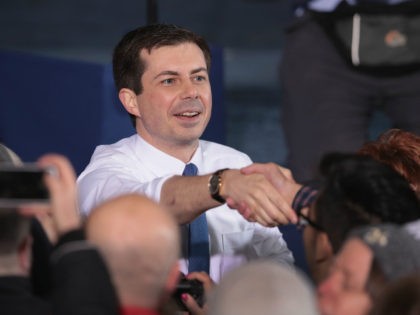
[0,276,51,315]
[50,229,120,315]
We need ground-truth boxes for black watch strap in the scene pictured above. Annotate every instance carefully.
[208,168,229,203]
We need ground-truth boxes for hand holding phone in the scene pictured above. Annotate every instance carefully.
[12,154,81,244]
[0,164,49,207]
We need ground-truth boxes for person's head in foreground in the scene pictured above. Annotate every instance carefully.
[318,223,420,315]
[0,143,30,276]
[302,153,420,284]
[207,260,319,315]
[86,193,181,312]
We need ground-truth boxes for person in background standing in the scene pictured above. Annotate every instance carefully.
[279,0,420,182]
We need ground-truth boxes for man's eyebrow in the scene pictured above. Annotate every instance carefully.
[153,70,179,80]
[153,67,208,80]
[191,67,208,75]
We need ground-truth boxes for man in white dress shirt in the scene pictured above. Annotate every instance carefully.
[77,24,296,281]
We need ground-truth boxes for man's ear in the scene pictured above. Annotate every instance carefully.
[18,235,33,275]
[158,262,180,305]
[165,262,181,295]
[119,88,141,117]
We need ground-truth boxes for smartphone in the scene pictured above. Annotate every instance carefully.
[172,273,204,311]
[0,164,50,207]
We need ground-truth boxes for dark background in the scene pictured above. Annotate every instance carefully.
[0,0,390,165]
[0,0,291,51]
[0,0,295,165]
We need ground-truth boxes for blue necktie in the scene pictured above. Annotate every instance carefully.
[182,163,210,273]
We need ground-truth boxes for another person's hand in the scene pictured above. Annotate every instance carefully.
[241,162,302,205]
[18,154,81,243]
[182,271,215,315]
[222,166,298,226]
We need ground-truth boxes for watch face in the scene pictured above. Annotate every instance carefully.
[209,173,220,195]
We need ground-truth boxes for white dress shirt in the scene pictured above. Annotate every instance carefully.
[77,134,294,281]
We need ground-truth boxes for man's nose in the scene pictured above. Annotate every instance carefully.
[181,81,198,99]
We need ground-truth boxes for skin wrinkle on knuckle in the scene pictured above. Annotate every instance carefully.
[258,208,274,223]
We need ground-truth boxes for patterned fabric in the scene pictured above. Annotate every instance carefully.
[291,185,319,215]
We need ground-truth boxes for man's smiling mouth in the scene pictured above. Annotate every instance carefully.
[175,111,200,117]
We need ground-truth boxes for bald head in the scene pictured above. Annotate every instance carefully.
[207,261,319,315]
[86,193,180,308]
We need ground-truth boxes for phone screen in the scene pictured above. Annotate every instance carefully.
[0,165,49,207]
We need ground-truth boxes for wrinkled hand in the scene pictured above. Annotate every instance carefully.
[222,168,298,226]
[18,154,81,243]
[241,162,302,205]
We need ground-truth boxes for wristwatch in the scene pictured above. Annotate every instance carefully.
[208,168,229,203]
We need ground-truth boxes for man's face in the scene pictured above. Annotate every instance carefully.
[317,238,373,315]
[133,43,211,155]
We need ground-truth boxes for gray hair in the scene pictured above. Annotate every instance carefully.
[207,260,319,315]
[0,143,22,165]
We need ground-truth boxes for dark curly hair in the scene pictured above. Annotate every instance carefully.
[315,153,420,253]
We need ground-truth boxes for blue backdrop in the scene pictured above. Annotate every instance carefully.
[0,47,225,174]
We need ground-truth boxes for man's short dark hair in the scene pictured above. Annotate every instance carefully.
[112,23,212,127]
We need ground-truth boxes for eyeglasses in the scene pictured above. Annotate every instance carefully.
[297,212,325,232]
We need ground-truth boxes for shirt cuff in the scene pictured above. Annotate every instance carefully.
[291,185,319,215]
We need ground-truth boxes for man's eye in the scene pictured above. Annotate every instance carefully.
[162,78,174,84]
[194,75,207,82]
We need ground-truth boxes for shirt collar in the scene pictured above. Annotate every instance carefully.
[133,134,205,175]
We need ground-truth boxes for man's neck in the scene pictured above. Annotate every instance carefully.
[137,132,199,163]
